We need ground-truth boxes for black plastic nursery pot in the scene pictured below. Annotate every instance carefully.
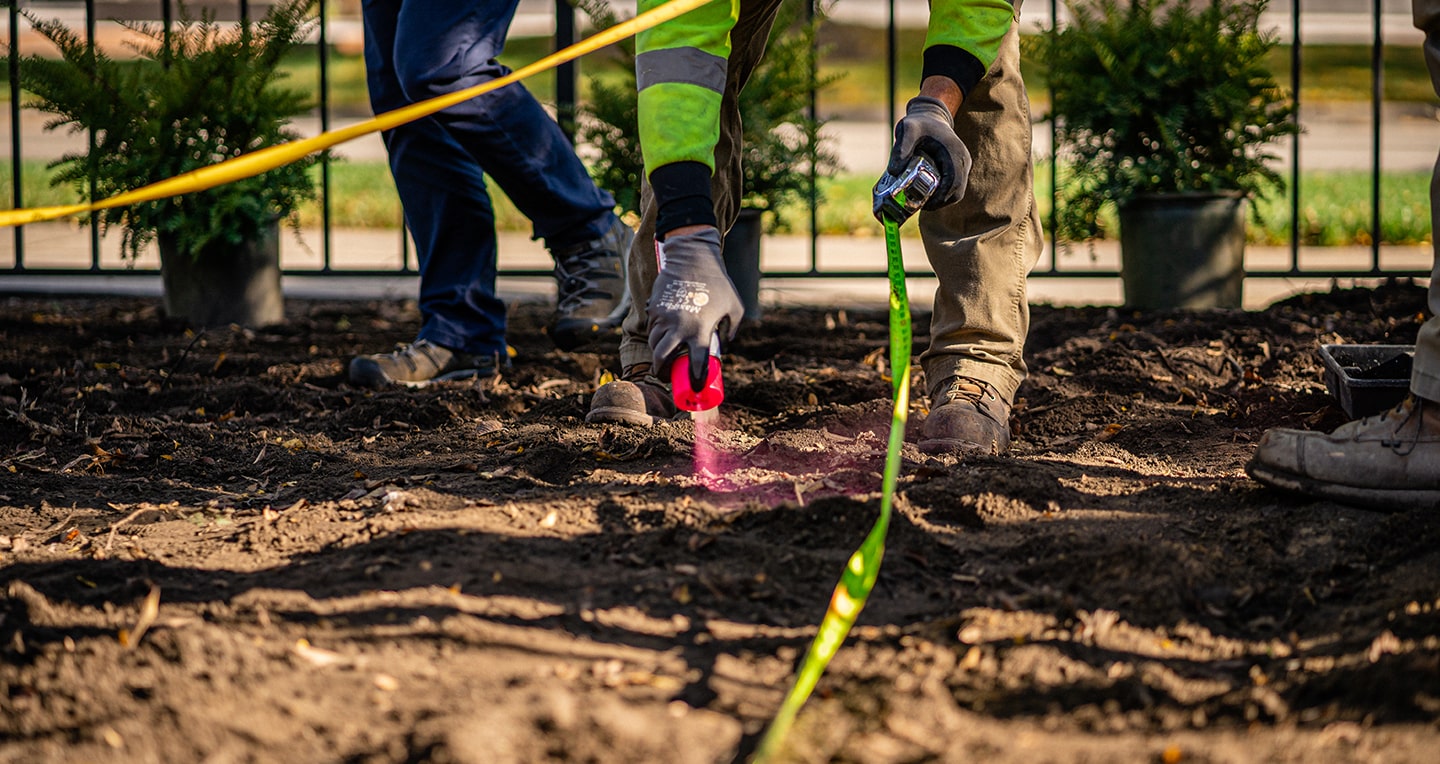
[159,223,284,329]
[1319,344,1415,418]
[722,206,764,322]
[1118,191,1247,310]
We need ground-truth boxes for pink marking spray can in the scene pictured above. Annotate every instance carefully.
[670,333,724,412]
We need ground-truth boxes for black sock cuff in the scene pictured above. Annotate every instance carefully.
[650,161,717,237]
[922,44,987,100]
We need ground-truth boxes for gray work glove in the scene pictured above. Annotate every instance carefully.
[887,95,972,210]
[646,227,742,384]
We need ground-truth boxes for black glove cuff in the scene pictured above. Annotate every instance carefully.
[651,161,717,238]
[907,94,953,119]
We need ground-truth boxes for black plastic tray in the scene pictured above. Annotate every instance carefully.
[1318,344,1414,418]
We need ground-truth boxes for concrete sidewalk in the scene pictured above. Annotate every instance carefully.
[2,225,1430,313]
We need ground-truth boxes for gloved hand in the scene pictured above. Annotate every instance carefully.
[887,95,972,210]
[646,227,743,384]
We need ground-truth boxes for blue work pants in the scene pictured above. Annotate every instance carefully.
[361,0,618,354]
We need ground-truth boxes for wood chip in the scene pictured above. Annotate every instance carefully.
[292,639,349,668]
[118,584,160,649]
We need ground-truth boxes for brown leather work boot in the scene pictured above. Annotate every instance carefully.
[1247,394,1440,512]
[585,363,676,426]
[920,376,1013,455]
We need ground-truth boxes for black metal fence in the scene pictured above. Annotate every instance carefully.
[0,0,1432,284]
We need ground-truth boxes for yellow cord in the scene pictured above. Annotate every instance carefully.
[750,215,912,762]
[0,0,712,228]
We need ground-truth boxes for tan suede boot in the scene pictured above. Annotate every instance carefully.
[1247,395,1440,511]
[348,340,507,389]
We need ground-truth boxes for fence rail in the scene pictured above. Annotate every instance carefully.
[1,0,1433,288]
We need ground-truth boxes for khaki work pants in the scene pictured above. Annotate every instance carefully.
[1415,0,1440,401]
[620,4,1042,406]
[917,21,1042,402]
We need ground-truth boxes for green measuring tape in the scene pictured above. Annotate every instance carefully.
[751,214,912,762]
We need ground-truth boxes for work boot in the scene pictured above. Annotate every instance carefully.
[1247,394,1440,512]
[586,364,676,426]
[349,339,506,389]
[549,217,633,352]
[920,376,1013,455]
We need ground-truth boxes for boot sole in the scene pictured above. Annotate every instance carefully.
[349,367,489,390]
[918,436,1007,456]
[394,369,486,389]
[549,314,625,352]
[1246,461,1440,512]
[585,406,659,426]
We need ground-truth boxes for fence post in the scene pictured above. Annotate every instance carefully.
[1371,0,1383,271]
[1048,0,1059,271]
[555,0,578,140]
[8,1,22,269]
[317,0,333,271]
[808,0,818,272]
[84,2,102,268]
[1290,0,1302,274]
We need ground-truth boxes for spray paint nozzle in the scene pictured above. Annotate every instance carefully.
[670,333,724,412]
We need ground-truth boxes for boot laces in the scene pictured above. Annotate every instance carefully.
[939,377,999,407]
[388,340,446,373]
[552,256,604,306]
[1381,395,1427,455]
[554,248,617,312]
[621,363,654,382]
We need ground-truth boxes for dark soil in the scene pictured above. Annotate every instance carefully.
[2,282,1438,763]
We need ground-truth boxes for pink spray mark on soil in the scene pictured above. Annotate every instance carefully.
[691,408,735,491]
[690,407,888,503]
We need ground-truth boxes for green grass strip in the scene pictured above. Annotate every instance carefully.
[751,215,912,762]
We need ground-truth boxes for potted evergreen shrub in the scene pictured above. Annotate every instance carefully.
[13,0,321,327]
[573,0,841,320]
[1026,0,1299,309]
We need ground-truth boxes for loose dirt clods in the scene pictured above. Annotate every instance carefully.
[1,283,1438,762]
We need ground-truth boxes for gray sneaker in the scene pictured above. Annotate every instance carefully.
[549,217,633,352]
[348,339,506,389]
[920,376,1013,455]
[586,364,676,426]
